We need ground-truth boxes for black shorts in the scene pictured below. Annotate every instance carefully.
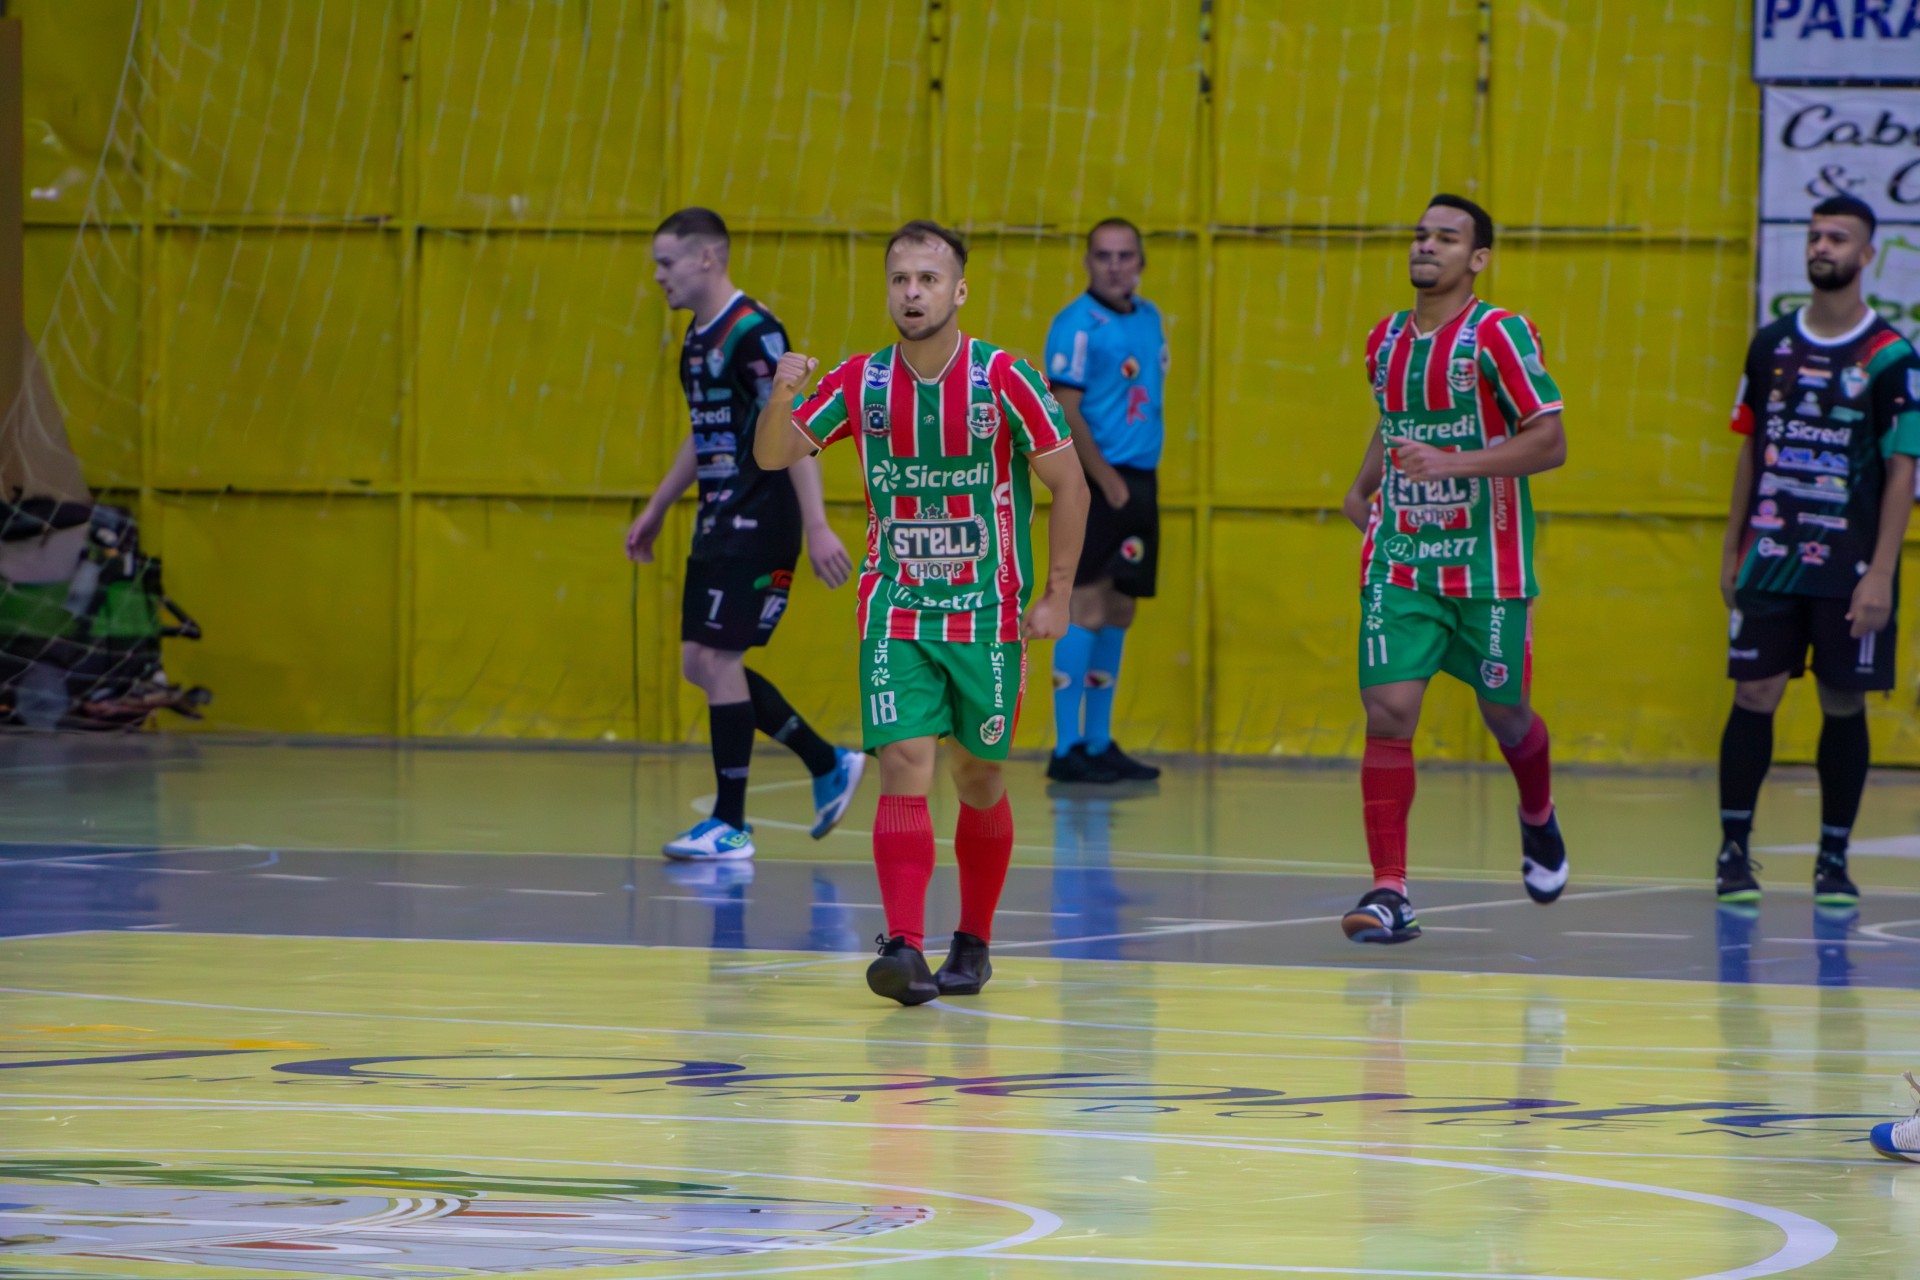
[1076,465,1159,598]
[681,557,796,651]
[1728,589,1897,691]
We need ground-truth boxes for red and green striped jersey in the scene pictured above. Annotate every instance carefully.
[1360,298,1563,600]
[793,335,1072,642]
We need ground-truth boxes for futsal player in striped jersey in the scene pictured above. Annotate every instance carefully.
[754,221,1090,1005]
[1337,195,1571,944]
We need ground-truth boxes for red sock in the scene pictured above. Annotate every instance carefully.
[872,795,936,950]
[955,794,1014,942]
[1361,737,1415,894]
[1500,715,1554,826]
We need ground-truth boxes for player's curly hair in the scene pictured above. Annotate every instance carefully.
[887,219,968,270]
[1428,194,1493,251]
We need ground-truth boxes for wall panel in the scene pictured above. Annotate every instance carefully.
[157,496,398,735]
[156,230,402,487]
[1216,0,1479,229]
[151,2,403,217]
[680,2,931,229]
[944,0,1202,230]
[16,0,137,223]
[416,231,671,492]
[411,499,645,739]
[417,0,667,225]
[1491,0,1757,235]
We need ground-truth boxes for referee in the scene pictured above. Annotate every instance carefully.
[1044,218,1166,784]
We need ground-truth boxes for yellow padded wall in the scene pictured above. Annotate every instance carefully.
[157,230,402,487]
[410,499,649,739]
[416,231,672,492]
[23,228,140,489]
[1491,0,1757,236]
[158,496,398,735]
[151,2,403,217]
[16,0,137,222]
[1488,241,1754,515]
[417,0,668,225]
[1216,0,1479,229]
[681,3,931,229]
[944,1,1203,230]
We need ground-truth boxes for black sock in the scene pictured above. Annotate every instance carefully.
[1816,710,1869,860]
[745,668,838,777]
[709,700,756,830]
[1719,704,1775,850]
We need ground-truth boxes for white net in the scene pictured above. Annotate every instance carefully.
[13,2,1818,763]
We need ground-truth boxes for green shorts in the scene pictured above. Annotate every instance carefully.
[1358,583,1532,705]
[860,637,1027,759]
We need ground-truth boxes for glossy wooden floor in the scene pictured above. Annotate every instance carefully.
[4,736,1919,1279]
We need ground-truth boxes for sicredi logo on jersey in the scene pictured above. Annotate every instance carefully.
[870,459,993,491]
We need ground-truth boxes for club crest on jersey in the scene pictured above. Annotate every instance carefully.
[967,403,1001,440]
[1120,536,1146,564]
[1481,660,1509,689]
[865,361,892,390]
[979,714,1007,746]
[1122,356,1142,380]
[864,406,889,437]
[706,348,726,380]
[1447,357,1476,394]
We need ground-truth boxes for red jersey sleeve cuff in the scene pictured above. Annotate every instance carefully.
[792,415,826,450]
[1517,402,1564,427]
[1030,436,1075,460]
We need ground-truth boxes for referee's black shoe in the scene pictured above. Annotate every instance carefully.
[1090,742,1161,782]
[933,931,993,996]
[1046,743,1121,784]
[866,935,939,1006]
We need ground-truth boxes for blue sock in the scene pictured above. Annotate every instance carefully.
[1084,626,1127,754]
[1052,625,1094,756]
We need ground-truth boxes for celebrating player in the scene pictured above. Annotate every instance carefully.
[1338,194,1571,944]
[1715,195,1920,907]
[627,207,865,864]
[753,220,1090,1005]
[1043,218,1167,784]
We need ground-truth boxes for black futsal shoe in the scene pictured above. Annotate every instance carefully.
[866,935,939,1006]
[1046,743,1121,784]
[1090,742,1162,782]
[1519,809,1569,904]
[1341,887,1422,944]
[933,930,993,996]
[1813,852,1860,908]
[1715,840,1762,903]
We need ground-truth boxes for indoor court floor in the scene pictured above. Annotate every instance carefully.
[4,735,1920,1279]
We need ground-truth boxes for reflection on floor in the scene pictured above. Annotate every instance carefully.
[3,736,1919,1278]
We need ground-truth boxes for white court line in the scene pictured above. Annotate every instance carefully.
[0,846,231,866]
[507,888,601,897]
[0,983,1908,1081]
[727,884,1689,971]
[1419,927,1493,934]
[0,1100,1837,1280]
[1565,931,1692,940]
[1856,917,1920,944]
[375,881,461,890]
[254,873,333,882]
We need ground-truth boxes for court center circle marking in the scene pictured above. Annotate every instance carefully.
[0,1099,1837,1279]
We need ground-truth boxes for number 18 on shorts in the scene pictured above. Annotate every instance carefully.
[860,637,1027,760]
[1358,583,1532,705]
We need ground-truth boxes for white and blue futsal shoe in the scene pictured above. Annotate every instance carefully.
[663,817,755,862]
[1869,1072,1920,1163]
[810,748,867,840]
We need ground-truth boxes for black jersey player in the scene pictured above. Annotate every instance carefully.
[626,208,865,862]
[1716,195,1920,908]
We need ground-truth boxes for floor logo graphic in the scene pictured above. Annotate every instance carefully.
[0,1159,932,1277]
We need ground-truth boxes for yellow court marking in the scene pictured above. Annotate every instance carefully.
[4,932,1918,1278]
